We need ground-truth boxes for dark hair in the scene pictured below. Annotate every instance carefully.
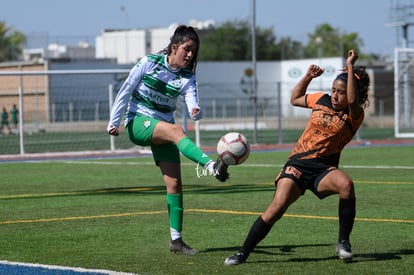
[159,25,200,72]
[335,66,370,108]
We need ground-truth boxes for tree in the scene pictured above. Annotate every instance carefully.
[0,21,26,62]
[255,26,280,60]
[198,20,281,61]
[198,20,250,61]
[278,37,305,60]
[199,21,368,61]
[304,23,363,59]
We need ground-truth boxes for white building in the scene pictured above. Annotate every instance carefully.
[95,21,214,64]
[22,20,215,65]
[23,42,95,62]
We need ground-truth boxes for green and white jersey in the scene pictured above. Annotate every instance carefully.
[108,54,201,129]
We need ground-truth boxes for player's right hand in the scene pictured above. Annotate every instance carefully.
[308,64,324,78]
[108,125,119,136]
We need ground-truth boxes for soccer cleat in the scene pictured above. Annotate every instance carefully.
[224,252,247,265]
[213,158,229,182]
[336,240,352,261]
[169,238,198,255]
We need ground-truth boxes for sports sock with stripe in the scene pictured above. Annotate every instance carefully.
[177,136,212,167]
[167,193,183,240]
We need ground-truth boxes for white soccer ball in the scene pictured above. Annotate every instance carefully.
[217,132,250,165]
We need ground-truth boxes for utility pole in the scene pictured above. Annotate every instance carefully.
[251,0,258,144]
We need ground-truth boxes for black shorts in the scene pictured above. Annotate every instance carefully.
[275,159,336,199]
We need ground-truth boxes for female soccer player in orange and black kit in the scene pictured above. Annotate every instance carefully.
[225,49,370,265]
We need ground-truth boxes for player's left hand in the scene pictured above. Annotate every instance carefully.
[347,49,358,66]
[191,108,202,121]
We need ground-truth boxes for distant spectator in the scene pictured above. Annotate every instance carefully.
[10,104,19,129]
[1,107,11,134]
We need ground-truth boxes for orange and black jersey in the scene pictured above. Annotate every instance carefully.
[289,93,364,168]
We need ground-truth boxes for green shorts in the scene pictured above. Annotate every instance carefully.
[126,115,180,164]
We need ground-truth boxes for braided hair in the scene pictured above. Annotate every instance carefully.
[159,25,200,73]
[335,66,370,108]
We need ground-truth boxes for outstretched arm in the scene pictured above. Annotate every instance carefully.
[345,49,363,119]
[291,64,324,107]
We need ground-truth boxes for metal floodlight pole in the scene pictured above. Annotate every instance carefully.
[251,0,258,144]
[401,24,412,128]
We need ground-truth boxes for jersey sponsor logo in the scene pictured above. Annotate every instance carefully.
[147,92,170,103]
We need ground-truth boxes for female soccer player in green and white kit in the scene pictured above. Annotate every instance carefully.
[107,25,229,255]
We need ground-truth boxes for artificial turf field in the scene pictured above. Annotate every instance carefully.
[0,144,413,274]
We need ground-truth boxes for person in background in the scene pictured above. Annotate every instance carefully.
[107,25,229,255]
[10,104,19,129]
[225,49,370,265]
[1,107,11,134]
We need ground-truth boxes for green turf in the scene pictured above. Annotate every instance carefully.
[0,145,413,274]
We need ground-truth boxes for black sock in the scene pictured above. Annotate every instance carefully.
[239,216,273,258]
[338,198,356,241]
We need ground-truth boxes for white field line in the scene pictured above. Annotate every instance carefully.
[60,160,414,170]
[0,260,137,275]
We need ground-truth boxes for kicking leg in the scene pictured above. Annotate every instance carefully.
[153,122,228,181]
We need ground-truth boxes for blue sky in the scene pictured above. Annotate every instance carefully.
[1,0,410,59]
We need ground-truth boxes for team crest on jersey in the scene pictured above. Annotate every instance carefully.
[170,76,183,87]
[142,120,151,128]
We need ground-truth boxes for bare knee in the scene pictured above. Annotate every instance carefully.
[338,178,355,199]
[169,124,186,142]
[164,174,182,193]
[319,170,355,199]
[159,162,182,193]
[262,202,289,225]
[153,122,186,144]
[262,181,301,225]
[170,123,185,133]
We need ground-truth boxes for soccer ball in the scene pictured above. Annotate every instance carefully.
[217,132,250,165]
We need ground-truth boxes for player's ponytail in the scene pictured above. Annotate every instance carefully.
[354,66,370,108]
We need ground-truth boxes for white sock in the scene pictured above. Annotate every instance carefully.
[170,228,181,241]
[205,160,216,174]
